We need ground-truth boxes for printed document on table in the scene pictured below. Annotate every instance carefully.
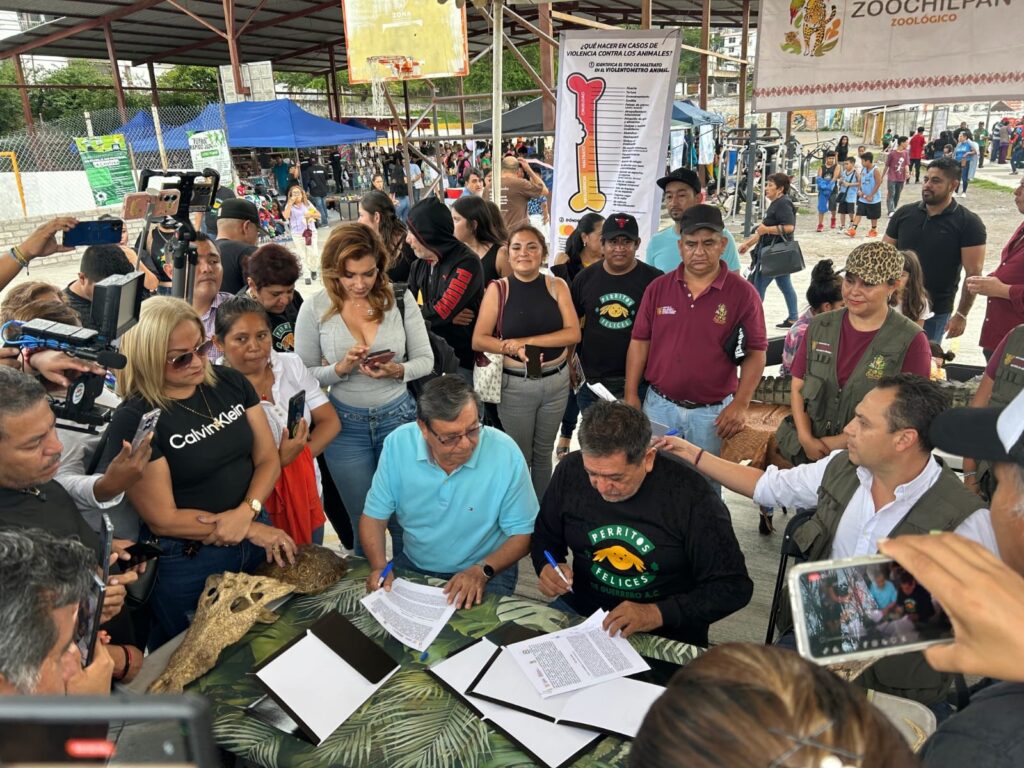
[586,382,617,402]
[505,609,650,697]
[360,578,456,652]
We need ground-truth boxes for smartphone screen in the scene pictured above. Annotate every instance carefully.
[124,541,162,568]
[63,220,124,247]
[99,514,114,585]
[286,391,305,438]
[789,555,954,664]
[525,345,543,379]
[74,574,106,667]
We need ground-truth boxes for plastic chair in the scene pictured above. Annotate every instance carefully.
[765,508,816,644]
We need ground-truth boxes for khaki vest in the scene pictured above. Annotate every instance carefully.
[782,452,984,704]
[978,324,1024,499]
[776,309,921,464]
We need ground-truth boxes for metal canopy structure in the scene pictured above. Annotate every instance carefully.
[0,1,759,75]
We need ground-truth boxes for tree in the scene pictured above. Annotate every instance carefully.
[156,65,219,108]
[274,71,326,91]
[461,43,546,108]
[0,62,24,135]
[29,60,121,123]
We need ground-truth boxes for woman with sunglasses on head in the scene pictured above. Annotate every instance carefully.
[472,225,581,500]
[101,297,297,648]
[295,223,433,558]
[214,296,340,546]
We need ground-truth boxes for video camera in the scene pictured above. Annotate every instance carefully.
[137,167,220,302]
[2,272,144,430]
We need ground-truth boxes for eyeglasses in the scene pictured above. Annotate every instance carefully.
[167,341,212,370]
[426,422,482,447]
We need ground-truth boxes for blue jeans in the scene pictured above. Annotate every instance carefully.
[309,195,329,226]
[923,312,951,344]
[643,388,732,496]
[324,391,417,558]
[393,551,518,597]
[958,166,970,194]
[143,517,269,649]
[752,270,799,321]
[395,195,410,223]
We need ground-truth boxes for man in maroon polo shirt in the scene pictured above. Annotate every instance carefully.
[624,205,767,495]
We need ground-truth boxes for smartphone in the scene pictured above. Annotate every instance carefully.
[122,188,181,220]
[131,407,161,452]
[74,574,107,668]
[99,513,114,585]
[122,541,162,568]
[286,391,306,439]
[63,219,124,247]
[788,554,954,665]
[363,349,395,368]
[525,345,543,379]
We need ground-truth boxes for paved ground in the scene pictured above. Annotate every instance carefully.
[4,158,1020,646]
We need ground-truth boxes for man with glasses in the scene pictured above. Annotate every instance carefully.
[361,376,538,608]
[571,213,662,411]
[625,205,766,496]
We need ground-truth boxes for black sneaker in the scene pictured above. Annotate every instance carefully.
[776,319,796,329]
[759,511,775,535]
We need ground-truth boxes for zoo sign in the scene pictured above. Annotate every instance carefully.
[753,0,1024,110]
[75,134,135,207]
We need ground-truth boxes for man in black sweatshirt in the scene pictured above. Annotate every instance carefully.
[406,196,484,375]
[531,400,752,646]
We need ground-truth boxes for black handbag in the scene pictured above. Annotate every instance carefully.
[758,229,805,278]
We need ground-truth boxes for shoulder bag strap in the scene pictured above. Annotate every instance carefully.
[495,278,508,339]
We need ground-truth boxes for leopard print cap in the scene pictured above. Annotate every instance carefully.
[844,242,904,285]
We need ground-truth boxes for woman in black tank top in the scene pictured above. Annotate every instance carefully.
[472,225,581,499]
[453,196,508,285]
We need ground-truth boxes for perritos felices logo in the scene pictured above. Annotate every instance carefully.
[781,0,841,57]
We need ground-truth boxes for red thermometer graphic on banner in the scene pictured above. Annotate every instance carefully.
[567,73,606,213]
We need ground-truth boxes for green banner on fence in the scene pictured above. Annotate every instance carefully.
[74,134,135,206]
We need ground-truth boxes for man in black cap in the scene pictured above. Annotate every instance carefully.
[625,204,766,495]
[646,168,742,274]
[571,213,663,412]
[215,198,261,294]
[881,388,1024,766]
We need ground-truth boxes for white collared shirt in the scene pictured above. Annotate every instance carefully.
[752,451,999,558]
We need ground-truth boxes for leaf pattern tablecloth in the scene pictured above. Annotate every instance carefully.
[191,560,703,768]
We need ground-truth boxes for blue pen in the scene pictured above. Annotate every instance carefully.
[419,651,429,662]
[543,550,573,593]
[377,560,394,587]
[664,429,679,437]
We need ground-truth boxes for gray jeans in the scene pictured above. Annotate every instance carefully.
[498,365,570,500]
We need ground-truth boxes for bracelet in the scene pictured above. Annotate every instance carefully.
[694,448,705,467]
[8,247,29,272]
[963,471,977,477]
[955,311,968,321]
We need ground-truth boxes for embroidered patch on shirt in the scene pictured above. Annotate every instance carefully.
[1005,354,1024,372]
[811,341,833,355]
[865,354,887,380]
[656,305,677,315]
[713,303,728,325]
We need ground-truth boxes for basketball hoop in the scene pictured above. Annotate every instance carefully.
[366,55,423,117]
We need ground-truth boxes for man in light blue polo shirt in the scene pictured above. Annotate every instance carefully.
[361,376,538,608]
[646,167,740,274]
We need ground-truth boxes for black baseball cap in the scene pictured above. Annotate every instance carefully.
[657,167,701,193]
[678,204,725,235]
[601,213,640,241]
[929,388,1024,465]
[218,198,260,224]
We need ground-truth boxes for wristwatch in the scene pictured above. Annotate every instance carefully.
[245,498,263,520]
[476,562,495,580]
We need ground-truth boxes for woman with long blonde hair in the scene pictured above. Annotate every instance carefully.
[284,184,320,283]
[294,223,433,556]
[100,296,296,647]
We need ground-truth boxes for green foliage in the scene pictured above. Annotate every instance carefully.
[29,60,121,122]
[274,70,326,91]
[156,65,219,108]
[462,43,546,107]
[0,62,24,134]
[679,28,723,78]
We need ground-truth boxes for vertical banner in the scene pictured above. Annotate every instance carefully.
[754,0,1024,110]
[74,134,135,206]
[187,129,234,182]
[551,29,680,262]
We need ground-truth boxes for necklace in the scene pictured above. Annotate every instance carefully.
[173,385,223,429]
[349,300,375,317]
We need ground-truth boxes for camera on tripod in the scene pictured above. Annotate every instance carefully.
[2,272,144,430]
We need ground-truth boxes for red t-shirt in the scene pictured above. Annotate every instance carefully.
[632,263,767,404]
[909,133,927,160]
[790,312,932,384]
[980,221,1024,350]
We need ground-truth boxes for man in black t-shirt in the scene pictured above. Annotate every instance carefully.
[884,157,987,343]
[531,401,752,645]
[215,198,261,294]
[305,156,331,228]
[63,244,134,330]
[329,149,344,192]
[203,184,236,235]
[571,214,662,410]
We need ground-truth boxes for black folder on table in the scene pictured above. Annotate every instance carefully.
[251,612,399,745]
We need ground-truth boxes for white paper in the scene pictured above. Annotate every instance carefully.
[649,420,674,437]
[360,578,456,652]
[255,631,396,744]
[505,610,650,698]
[431,640,600,767]
[586,382,617,402]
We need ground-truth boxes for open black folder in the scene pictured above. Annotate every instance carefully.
[251,612,399,745]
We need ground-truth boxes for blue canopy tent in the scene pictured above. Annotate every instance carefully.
[126,103,224,152]
[341,117,387,139]
[225,99,378,148]
[70,109,157,154]
[671,100,725,126]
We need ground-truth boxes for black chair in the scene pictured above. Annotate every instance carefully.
[764,508,816,644]
[944,362,985,383]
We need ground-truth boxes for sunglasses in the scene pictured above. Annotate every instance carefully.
[167,341,212,370]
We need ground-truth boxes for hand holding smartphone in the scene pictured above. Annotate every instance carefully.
[525,345,543,379]
[63,219,124,248]
[286,391,306,439]
[131,408,160,453]
[362,349,395,368]
[74,574,107,668]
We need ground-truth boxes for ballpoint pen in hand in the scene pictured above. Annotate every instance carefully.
[377,560,394,587]
[543,550,573,593]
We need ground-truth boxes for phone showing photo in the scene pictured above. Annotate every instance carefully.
[788,554,955,665]
[131,407,161,452]
[99,513,114,585]
[363,349,395,368]
[74,573,107,668]
[286,391,306,439]
[525,345,543,379]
